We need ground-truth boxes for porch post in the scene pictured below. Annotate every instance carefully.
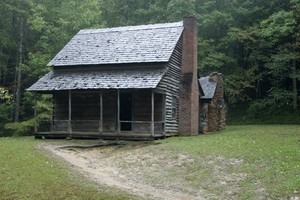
[99,92,103,134]
[151,90,155,136]
[117,90,120,134]
[162,94,166,135]
[34,94,37,133]
[50,93,54,132]
[68,90,72,137]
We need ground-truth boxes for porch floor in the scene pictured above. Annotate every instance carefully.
[34,131,176,141]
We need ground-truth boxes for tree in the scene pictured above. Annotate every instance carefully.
[0,0,105,135]
[259,8,299,111]
[0,87,13,136]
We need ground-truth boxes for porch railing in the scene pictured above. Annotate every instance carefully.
[35,120,165,135]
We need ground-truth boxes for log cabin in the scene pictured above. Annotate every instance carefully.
[28,17,201,140]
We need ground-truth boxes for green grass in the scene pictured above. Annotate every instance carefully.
[0,125,299,200]
[0,137,135,200]
[158,125,300,199]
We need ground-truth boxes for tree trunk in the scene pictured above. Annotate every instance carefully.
[14,18,23,122]
[0,46,2,83]
[292,59,297,111]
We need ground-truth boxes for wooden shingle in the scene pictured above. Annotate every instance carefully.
[48,22,183,66]
[28,67,167,91]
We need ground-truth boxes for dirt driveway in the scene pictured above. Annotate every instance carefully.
[40,140,248,200]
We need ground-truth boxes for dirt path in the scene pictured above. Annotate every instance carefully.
[40,141,245,200]
[40,142,203,200]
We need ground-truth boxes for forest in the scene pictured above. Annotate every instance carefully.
[0,0,299,136]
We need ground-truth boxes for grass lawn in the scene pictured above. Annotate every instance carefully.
[0,137,136,200]
[0,125,299,200]
[158,125,300,199]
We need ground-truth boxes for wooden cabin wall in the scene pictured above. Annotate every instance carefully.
[132,90,151,132]
[52,89,164,134]
[53,91,69,120]
[157,36,182,134]
[133,90,151,121]
[131,90,163,133]
[102,90,117,132]
[71,92,99,120]
[71,92,100,132]
[154,93,163,121]
[53,91,69,131]
[53,90,117,132]
[154,93,163,133]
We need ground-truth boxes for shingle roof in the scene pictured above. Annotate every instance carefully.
[27,67,167,91]
[199,76,217,100]
[48,21,183,66]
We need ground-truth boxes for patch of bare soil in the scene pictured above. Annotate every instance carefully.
[39,140,248,200]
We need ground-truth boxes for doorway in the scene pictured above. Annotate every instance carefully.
[120,92,132,131]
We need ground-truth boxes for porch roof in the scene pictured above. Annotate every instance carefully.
[27,67,167,91]
[199,76,217,100]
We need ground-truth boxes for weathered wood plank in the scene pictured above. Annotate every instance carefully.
[156,36,182,134]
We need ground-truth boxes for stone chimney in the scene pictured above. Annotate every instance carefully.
[207,73,226,132]
[178,16,199,136]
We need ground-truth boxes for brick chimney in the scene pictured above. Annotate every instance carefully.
[178,16,199,136]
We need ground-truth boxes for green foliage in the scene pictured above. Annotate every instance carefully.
[0,87,12,102]
[197,0,299,118]
[253,88,294,109]
[35,94,53,121]
[4,119,35,137]
[0,87,13,136]
[0,0,107,135]
[166,0,197,21]
[4,93,52,136]
[260,11,296,42]
[227,103,300,125]
[225,67,257,104]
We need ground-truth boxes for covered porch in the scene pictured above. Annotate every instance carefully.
[35,89,166,139]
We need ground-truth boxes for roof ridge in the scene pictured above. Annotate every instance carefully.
[79,21,183,34]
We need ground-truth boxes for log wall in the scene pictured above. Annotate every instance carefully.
[132,90,152,132]
[133,90,151,121]
[53,91,68,120]
[157,36,182,134]
[53,92,68,131]
[52,89,164,134]
[102,90,117,132]
[72,92,99,120]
